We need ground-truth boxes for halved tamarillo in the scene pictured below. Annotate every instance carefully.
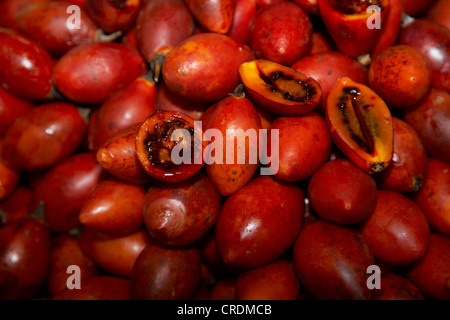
[239,59,322,115]
[326,77,394,174]
[318,0,389,57]
[135,110,206,183]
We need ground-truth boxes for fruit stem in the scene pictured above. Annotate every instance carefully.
[151,54,166,84]
[95,29,123,43]
[401,13,415,28]
[230,84,246,98]
[29,201,46,222]
[0,209,7,225]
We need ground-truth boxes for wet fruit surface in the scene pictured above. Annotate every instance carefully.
[0,0,446,304]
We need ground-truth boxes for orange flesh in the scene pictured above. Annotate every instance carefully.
[239,60,320,106]
[144,119,195,171]
[327,77,393,172]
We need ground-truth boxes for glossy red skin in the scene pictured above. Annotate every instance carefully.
[136,110,206,183]
[0,140,19,201]
[204,96,262,196]
[136,0,195,64]
[235,260,299,300]
[318,0,388,57]
[162,33,254,103]
[0,0,47,31]
[53,42,147,104]
[308,158,378,225]
[56,0,87,10]
[47,234,98,298]
[268,112,332,181]
[360,190,430,266]
[30,152,105,233]
[0,216,51,300]
[130,241,201,300]
[255,0,283,7]
[156,81,208,121]
[371,0,403,58]
[293,220,375,300]
[143,172,221,246]
[426,0,450,30]
[1,102,87,171]
[400,0,433,16]
[412,158,450,236]
[0,187,31,225]
[0,29,54,101]
[376,117,428,193]
[292,51,368,113]
[293,0,319,15]
[368,45,432,108]
[79,179,146,235]
[200,232,241,275]
[96,124,152,185]
[185,0,236,34]
[121,25,139,51]
[2,103,86,171]
[215,176,305,269]
[80,228,152,278]
[371,273,424,300]
[85,0,141,34]
[240,60,323,116]
[248,1,312,66]
[89,77,157,152]
[53,276,130,300]
[16,1,98,57]
[209,277,237,300]
[403,89,450,163]
[406,233,450,300]
[399,19,450,93]
[0,87,33,137]
[309,32,333,55]
[228,0,257,43]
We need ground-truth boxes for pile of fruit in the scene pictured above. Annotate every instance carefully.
[0,0,449,300]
